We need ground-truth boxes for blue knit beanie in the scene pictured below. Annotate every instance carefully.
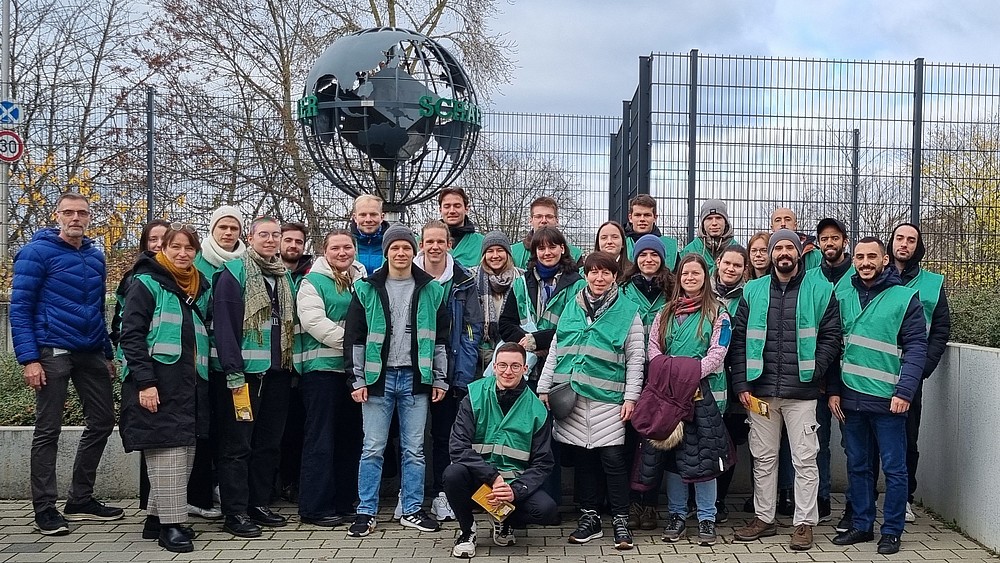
[632,234,666,263]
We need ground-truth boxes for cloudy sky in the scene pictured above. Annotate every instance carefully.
[488,0,1000,116]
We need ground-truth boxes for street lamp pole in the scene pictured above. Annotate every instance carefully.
[1,0,11,261]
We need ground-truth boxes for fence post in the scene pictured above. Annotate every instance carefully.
[146,87,155,223]
[637,55,651,199]
[910,57,925,226]
[686,49,699,244]
[609,131,619,221]
[851,128,860,240]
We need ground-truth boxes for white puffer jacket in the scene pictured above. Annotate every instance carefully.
[537,294,645,449]
[295,256,366,355]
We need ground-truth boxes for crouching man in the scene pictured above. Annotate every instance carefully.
[445,342,558,558]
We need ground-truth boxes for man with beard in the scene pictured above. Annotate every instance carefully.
[439,188,484,269]
[771,208,821,270]
[623,194,680,272]
[888,223,950,524]
[828,237,927,555]
[510,196,583,268]
[730,229,841,551]
[680,199,738,274]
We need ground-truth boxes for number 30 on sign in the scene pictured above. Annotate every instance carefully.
[0,130,25,164]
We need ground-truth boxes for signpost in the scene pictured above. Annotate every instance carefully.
[0,129,22,163]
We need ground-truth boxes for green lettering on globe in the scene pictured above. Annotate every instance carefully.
[418,95,481,126]
[297,95,318,122]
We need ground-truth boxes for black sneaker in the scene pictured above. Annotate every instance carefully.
[223,513,262,538]
[492,518,515,546]
[835,503,854,533]
[63,498,124,521]
[777,488,794,517]
[715,501,729,524]
[400,510,440,532]
[877,534,901,554]
[34,507,69,536]
[348,514,376,537]
[248,506,287,527]
[568,510,602,544]
[612,515,633,550]
[698,519,717,546]
[661,512,686,542]
[818,497,832,522]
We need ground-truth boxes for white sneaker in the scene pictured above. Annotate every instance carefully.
[188,504,223,519]
[213,485,221,505]
[905,502,916,523]
[492,518,515,546]
[432,492,456,521]
[452,524,477,558]
[393,490,403,521]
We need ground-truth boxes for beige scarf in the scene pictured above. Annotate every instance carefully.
[241,247,294,370]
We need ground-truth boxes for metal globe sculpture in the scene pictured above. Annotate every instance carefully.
[298,27,481,210]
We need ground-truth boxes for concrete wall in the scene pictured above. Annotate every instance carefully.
[0,427,138,499]
[917,344,1000,552]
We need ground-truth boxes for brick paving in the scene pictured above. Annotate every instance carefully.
[0,497,995,563]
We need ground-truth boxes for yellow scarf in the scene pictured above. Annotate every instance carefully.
[155,251,200,300]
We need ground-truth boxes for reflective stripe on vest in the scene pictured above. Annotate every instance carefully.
[295,272,352,375]
[839,283,915,399]
[468,376,548,483]
[223,258,291,374]
[130,275,211,380]
[552,291,639,404]
[743,268,833,383]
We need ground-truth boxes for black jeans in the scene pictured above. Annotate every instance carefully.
[211,369,292,515]
[443,463,558,533]
[717,412,750,502]
[430,389,462,494]
[279,381,305,499]
[298,371,362,518]
[31,349,114,513]
[625,423,657,506]
[573,444,629,517]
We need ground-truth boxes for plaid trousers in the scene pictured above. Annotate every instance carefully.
[145,446,196,524]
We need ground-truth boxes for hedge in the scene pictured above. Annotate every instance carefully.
[0,353,121,426]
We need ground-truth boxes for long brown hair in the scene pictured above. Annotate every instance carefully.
[322,229,356,291]
[593,220,632,283]
[657,253,721,351]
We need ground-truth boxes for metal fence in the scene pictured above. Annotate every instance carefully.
[610,51,1000,289]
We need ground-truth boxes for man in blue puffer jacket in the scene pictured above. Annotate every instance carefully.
[11,193,123,536]
[349,194,388,276]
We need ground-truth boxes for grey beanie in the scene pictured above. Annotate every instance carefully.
[699,199,730,231]
[768,228,803,256]
[381,223,418,256]
[481,231,513,257]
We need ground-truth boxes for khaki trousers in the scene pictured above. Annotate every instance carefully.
[747,397,820,526]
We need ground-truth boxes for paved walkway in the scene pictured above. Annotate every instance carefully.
[0,497,994,563]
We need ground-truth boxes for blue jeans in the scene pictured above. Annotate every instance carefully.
[778,399,832,500]
[844,410,907,536]
[665,472,716,522]
[357,368,429,517]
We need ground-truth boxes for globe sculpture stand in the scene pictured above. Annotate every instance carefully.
[298,27,481,214]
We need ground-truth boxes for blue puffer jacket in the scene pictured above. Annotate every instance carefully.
[447,262,484,393]
[350,219,388,276]
[11,228,111,364]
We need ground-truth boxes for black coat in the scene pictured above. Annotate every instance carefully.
[729,267,842,400]
[497,267,582,353]
[119,252,210,452]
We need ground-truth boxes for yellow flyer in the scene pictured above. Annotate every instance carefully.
[472,484,516,522]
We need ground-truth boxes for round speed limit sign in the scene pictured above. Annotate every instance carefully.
[0,130,25,163]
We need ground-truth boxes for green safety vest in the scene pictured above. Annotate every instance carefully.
[121,274,211,381]
[293,272,352,375]
[194,252,225,372]
[621,282,668,343]
[743,268,834,382]
[509,275,586,330]
[905,268,944,333]
[510,241,583,270]
[665,308,728,411]
[552,292,640,404]
[537,278,588,329]
[832,265,856,299]
[468,377,548,482]
[222,259,294,374]
[353,277,444,385]
[839,283,916,399]
[451,232,485,269]
[625,235,680,272]
[803,248,822,270]
[680,237,737,274]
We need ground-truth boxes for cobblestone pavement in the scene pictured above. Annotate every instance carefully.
[0,497,995,563]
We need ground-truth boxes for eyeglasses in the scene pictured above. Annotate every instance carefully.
[254,231,282,240]
[57,209,91,218]
[494,363,524,373]
[170,222,197,233]
[749,248,768,255]
[531,214,556,221]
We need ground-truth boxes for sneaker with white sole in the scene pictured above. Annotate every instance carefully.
[400,509,440,532]
[568,509,602,544]
[188,504,223,519]
[393,491,403,520]
[905,502,916,523]
[492,518,515,546]
[348,514,376,537]
[432,491,456,521]
[452,526,477,558]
